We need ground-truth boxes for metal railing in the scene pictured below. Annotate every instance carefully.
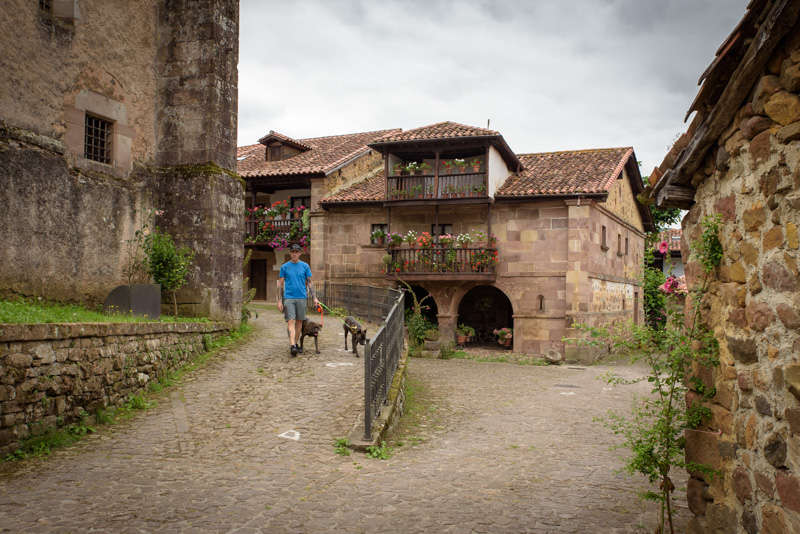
[363,290,405,440]
[315,282,400,324]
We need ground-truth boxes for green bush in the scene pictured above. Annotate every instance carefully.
[144,230,195,318]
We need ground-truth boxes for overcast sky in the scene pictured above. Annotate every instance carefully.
[238,0,750,176]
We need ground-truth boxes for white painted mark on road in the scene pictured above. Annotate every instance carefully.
[326,362,355,367]
[560,392,575,396]
[603,387,613,391]
[279,430,300,441]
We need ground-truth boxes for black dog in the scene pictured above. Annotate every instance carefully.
[343,316,367,357]
[299,319,322,354]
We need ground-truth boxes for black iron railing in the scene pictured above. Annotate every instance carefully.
[315,282,401,324]
[363,290,404,440]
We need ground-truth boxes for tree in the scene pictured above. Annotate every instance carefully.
[144,230,195,318]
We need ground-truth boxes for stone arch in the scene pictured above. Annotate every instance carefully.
[455,284,515,344]
[403,284,439,324]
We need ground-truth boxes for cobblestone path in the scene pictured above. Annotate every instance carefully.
[0,309,689,533]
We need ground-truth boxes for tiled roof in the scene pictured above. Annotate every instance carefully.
[319,172,384,204]
[657,228,682,252]
[376,121,500,143]
[237,129,400,178]
[257,131,313,151]
[496,148,633,196]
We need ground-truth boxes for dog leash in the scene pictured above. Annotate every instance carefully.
[317,302,359,333]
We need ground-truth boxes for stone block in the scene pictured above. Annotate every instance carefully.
[687,476,708,515]
[766,92,800,126]
[777,471,800,514]
[745,301,775,331]
[788,222,799,249]
[732,465,753,504]
[778,121,800,143]
[741,115,774,139]
[764,226,785,251]
[763,262,799,291]
[726,335,758,364]
[749,129,773,162]
[753,74,784,114]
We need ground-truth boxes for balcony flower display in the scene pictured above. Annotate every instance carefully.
[292,205,306,218]
[438,233,455,248]
[454,158,466,172]
[416,232,433,249]
[472,228,487,243]
[404,230,418,246]
[370,228,386,245]
[387,232,403,247]
[405,162,420,175]
[456,233,473,248]
[441,160,453,173]
[393,162,404,175]
[272,200,290,218]
[488,233,498,246]
[470,158,481,172]
[418,162,432,174]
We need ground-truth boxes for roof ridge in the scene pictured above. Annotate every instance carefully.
[298,128,401,143]
[516,147,633,157]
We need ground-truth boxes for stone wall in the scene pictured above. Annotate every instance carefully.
[681,35,800,534]
[0,321,231,455]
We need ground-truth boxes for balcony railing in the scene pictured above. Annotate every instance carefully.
[384,245,497,280]
[386,171,487,201]
[244,216,307,246]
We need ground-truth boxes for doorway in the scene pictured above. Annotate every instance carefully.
[457,286,513,344]
[251,259,267,300]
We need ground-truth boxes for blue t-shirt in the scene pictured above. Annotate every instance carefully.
[279,260,312,299]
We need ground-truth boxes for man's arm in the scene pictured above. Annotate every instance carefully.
[306,277,318,306]
[277,277,285,311]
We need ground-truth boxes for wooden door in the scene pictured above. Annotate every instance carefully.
[251,259,267,301]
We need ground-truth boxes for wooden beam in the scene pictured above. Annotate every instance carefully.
[656,182,696,210]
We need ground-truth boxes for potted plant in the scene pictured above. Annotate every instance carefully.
[404,230,418,248]
[441,160,453,174]
[418,162,432,174]
[416,232,433,249]
[272,200,290,219]
[244,207,252,220]
[456,233,473,248]
[439,233,455,248]
[387,232,403,248]
[488,233,498,247]
[292,205,306,218]
[426,184,435,198]
[470,158,481,172]
[472,228,487,247]
[370,228,386,245]
[406,162,420,175]
[494,327,513,348]
[454,158,466,172]
[456,324,472,345]
[393,162,404,176]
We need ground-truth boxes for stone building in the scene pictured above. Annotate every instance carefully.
[239,121,655,359]
[647,1,800,532]
[0,0,243,322]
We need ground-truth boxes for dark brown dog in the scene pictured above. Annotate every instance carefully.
[343,316,367,357]
[299,319,322,354]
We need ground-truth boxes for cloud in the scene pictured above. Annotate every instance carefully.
[238,0,750,173]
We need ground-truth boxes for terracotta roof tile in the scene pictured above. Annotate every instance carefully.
[257,131,313,151]
[320,172,384,204]
[496,148,633,196]
[237,129,400,178]
[377,121,500,143]
[657,228,682,252]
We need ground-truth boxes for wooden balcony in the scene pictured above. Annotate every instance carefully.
[245,216,307,246]
[384,245,497,281]
[386,171,488,203]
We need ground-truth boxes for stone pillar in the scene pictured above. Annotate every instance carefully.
[563,199,596,362]
[152,0,242,324]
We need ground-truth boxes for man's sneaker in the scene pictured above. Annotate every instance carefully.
[290,345,298,356]
[296,345,304,354]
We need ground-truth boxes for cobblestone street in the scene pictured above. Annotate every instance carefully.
[0,309,689,533]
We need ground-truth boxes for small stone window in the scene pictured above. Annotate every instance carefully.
[537,295,545,311]
[39,0,53,13]
[601,225,609,251]
[625,237,629,255]
[617,234,624,257]
[84,114,113,165]
[371,223,387,245]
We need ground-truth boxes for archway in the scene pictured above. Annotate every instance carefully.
[457,285,513,344]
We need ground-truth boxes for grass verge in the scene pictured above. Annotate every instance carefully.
[0,297,210,324]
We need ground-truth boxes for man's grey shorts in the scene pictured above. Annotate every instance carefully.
[284,298,307,321]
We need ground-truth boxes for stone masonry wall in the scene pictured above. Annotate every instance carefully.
[0,321,231,455]
[682,33,800,534]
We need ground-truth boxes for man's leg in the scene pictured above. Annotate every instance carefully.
[293,319,303,346]
[285,300,299,356]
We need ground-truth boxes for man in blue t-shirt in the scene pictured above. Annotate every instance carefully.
[278,244,319,356]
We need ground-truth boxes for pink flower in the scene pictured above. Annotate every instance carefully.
[659,276,678,294]
[658,241,669,254]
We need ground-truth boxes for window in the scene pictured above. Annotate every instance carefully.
[268,145,281,162]
[537,295,545,311]
[84,114,112,164]
[625,237,629,255]
[39,0,53,13]
[371,223,387,245]
[291,196,311,211]
[617,234,623,256]
[600,226,609,251]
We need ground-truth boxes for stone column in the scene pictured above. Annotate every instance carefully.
[563,199,595,362]
[151,0,242,324]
